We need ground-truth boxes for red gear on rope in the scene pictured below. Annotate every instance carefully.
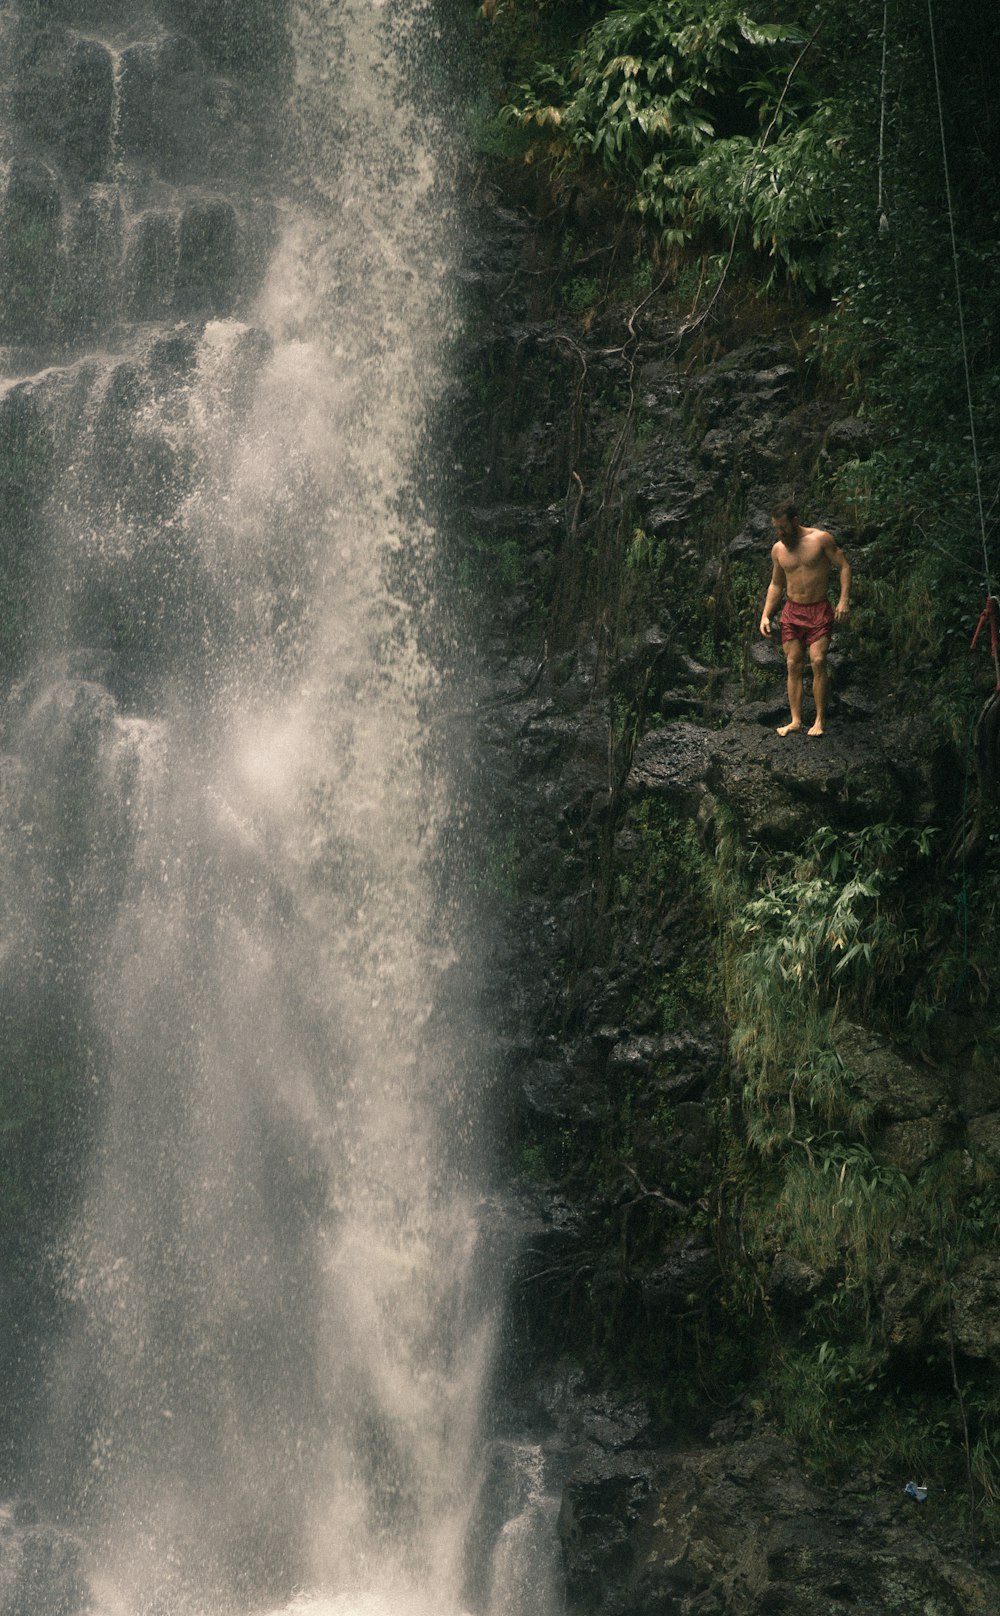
[970,594,1000,692]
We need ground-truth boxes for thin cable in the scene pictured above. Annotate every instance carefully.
[877,0,889,231]
[926,0,994,601]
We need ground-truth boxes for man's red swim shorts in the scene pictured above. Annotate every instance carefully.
[780,599,834,647]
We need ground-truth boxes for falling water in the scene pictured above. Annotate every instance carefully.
[0,1,561,1612]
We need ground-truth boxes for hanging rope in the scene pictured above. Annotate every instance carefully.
[924,0,1000,855]
[971,596,1000,693]
[926,0,1000,685]
[877,0,890,233]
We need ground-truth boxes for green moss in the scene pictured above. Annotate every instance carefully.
[614,799,717,1031]
[562,274,600,314]
[716,556,772,698]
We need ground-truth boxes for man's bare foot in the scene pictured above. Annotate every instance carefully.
[808,720,824,737]
[776,720,801,736]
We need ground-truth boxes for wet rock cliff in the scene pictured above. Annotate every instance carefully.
[0,1,286,700]
[453,183,1000,1615]
[0,0,289,1502]
[2,4,999,1610]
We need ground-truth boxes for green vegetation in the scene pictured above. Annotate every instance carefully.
[471,1,1000,1535]
[710,818,1000,1530]
[727,823,933,1120]
[474,0,1000,685]
[490,0,836,284]
[614,799,715,1029]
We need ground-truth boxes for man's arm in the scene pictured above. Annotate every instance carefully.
[823,532,852,622]
[760,551,785,637]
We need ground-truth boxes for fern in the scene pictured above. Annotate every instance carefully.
[495,0,835,281]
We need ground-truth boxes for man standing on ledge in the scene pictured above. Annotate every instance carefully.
[759,501,852,737]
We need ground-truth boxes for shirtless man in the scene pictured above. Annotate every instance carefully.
[759,502,851,737]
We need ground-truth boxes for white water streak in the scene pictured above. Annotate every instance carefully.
[31,2,499,1612]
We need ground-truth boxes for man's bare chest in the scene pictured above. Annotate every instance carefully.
[782,543,827,578]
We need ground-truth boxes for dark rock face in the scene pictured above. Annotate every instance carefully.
[950,1257,1000,1367]
[833,1020,954,1175]
[616,1431,991,1616]
[126,211,180,318]
[822,415,877,466]
[543,1386,995,1616]
[0,161,64,345]
[627,725,712,818]
[175,199,240,313]
[702,709,943,847]
[767,1250,822,1312]
[12,28,115,181]
[460,184,1000,1614]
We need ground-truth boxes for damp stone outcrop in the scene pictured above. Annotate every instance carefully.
[457,179,1000,1613]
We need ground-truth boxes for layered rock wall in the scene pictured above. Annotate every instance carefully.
[455,185,1000,1613]
[0,0,289,1491]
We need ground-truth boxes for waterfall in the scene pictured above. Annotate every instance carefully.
[0,2,561,1613]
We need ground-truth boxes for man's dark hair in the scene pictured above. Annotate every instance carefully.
[771,500,798,522]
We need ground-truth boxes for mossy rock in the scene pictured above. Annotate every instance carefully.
[13,28,114,181]
[833,1021,947,1124]
[0,162,64,344]
[59,191,125,336]
[118,34,204,163]
[175,200,240,315]
[125,212,180,319]
[164,0,293,88]
[0,385,53,515]
[950,1256,1000,1366]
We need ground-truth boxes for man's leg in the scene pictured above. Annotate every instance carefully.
[807,635,831,736]
[778,638,804,735]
